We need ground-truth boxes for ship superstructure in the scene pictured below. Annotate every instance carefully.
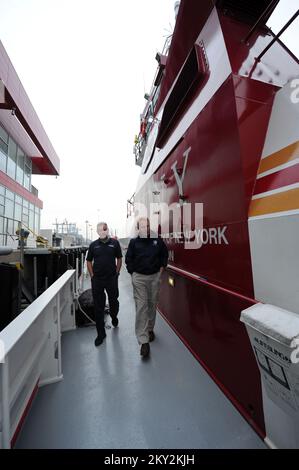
[130,0,299,443]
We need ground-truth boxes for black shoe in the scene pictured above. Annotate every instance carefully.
[94,334,106,347]
[149,331,155,342]
[140,343,150,357]
[111,317,119,327]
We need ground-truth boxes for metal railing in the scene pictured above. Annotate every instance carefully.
[0,269,76,449]
[0,215,21,248]
[0,215,41,253]
[134,133,148,166]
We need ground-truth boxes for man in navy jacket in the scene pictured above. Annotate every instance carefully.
[125,218,168,357]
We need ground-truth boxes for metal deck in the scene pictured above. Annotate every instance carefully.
[15,270,266,449]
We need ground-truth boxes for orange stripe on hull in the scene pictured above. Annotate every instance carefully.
[249,187,299,217]
[258,141,299,175]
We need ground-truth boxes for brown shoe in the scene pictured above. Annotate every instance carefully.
[140,343,150,357]
[149,331,155,342]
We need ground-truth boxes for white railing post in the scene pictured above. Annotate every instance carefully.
[39,292,64,387]
[1,359,11,449]
[75,257,79,295]
[56,292,62,378]
[60,274,77,332]
[72,273,75,299]
[81,252,84,292]
[33,256,38,297]
[70,272,76,330]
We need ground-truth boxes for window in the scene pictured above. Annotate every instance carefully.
[25,155,32,171]
[0,215,4,237]
[7,137,17,180]
[4,195,14,235]
[29,209,34,231]
[6,218,14,236]
[15,195,22,205]
[156,42,209,148]
[0,126,32,189]
[24,165,31,190]
[0,148,7,173]
[0,125,8,155]
[14,203,22,222]
[14,202,22,232]
[5,189,14,201]
[34,210,39,234]
[8,137,17,160]
[0,216,4,245]
[0,125,8,144]
[16,147,25,186]
[5,198,14,220]
[22,213,29,226]
[0,139,8,155]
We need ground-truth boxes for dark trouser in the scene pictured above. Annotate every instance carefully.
[91,274,119,338]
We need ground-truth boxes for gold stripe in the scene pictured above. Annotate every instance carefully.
[258,141,299,175]
[249,187,299,217]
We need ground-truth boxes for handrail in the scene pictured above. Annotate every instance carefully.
[167,264,257,305]
[0,269,75,354]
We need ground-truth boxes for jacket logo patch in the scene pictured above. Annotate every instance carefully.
[153,240,158,245]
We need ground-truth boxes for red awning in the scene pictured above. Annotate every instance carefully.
[0,42,60,175]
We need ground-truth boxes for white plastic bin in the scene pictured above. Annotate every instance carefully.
[241,303,299,449]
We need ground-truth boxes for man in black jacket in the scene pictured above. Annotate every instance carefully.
[125,218,168,357]
[86,222,122,347]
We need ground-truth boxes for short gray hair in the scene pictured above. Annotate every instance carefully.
[97,221,108,234]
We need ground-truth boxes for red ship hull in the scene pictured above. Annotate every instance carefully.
[132,0,299,439]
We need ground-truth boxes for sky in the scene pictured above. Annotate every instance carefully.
[0,0,298,240]
[0,0,175,239]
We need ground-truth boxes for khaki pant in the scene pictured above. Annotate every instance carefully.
[132,271,161,344]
